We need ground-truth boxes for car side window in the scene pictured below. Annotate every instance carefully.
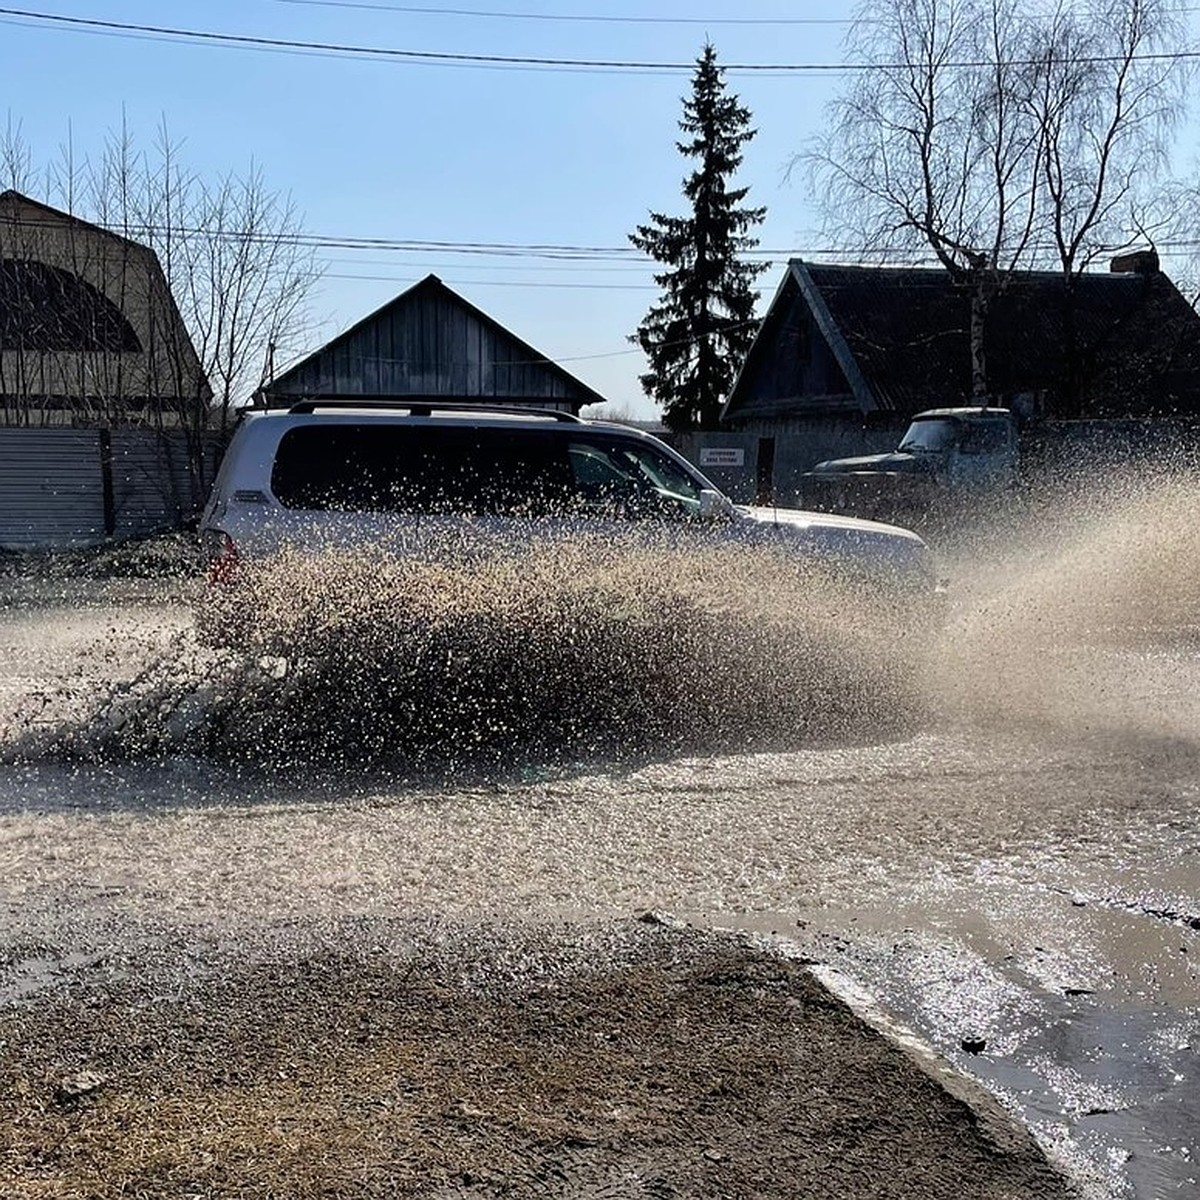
[959,424,1008,455]
[565,436,703,518]
[270,424,576,516]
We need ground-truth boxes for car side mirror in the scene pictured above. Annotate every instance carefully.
[698,488,733,519]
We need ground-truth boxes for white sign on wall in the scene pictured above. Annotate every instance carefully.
[699,447,745,468]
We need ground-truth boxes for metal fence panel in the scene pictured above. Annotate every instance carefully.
[0,428,216,550]
[0,429,106,549]
[110,431,207,540]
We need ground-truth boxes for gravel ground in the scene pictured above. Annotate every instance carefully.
[0,922,1070,1200]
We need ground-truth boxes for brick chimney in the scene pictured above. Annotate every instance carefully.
[1109,249,1160,275]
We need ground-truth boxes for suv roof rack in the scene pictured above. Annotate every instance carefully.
[283,398,584,423]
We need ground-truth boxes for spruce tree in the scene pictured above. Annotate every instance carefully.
[631,43,767,432]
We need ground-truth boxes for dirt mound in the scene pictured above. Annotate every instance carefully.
[0,927,1069,1200]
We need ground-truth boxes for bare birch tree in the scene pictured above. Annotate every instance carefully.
[808,0,1043,397]
[807,0,1186,402]
[1026,0,1185,409]
[1030,0,1183,277]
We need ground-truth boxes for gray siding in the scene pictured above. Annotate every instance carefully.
[0,429,214,549]
[676,420,904,507]
[110,431,209,540]
[0,430,106,548]
[670,432,763,503]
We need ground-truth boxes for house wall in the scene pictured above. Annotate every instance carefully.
[0,195,209,421]
[0,428,215,549]
[668,432,761,502]
[676,418,903,507]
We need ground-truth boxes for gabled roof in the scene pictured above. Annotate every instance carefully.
[0,189,157,254]
[263,274,607,412]
[724,259,1200,421]
[0,189,211,404]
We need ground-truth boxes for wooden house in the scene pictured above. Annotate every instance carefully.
[259,274,606,414]
[718,257,1200,500]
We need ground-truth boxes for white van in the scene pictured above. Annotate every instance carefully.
[200,400,939,597]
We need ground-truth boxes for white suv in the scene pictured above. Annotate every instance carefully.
[199,400,938,595]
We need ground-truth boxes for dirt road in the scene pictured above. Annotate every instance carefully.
[2,501,1199,1197]
[0,925,1066,1200]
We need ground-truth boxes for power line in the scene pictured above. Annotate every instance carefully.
[266,0,1200,26]
[7,210,1199,277]
[3,7,1199,74]
[266,0,855,26]
[0,212,854,260]
[325,271,658,289]
[318,255,661,273]
[0,7,847,72]
[4,210,1196,265]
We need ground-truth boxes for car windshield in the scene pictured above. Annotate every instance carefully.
[899,418,960,453]
[567,435,704,517]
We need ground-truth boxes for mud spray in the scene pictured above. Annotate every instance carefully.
[936,472,1200,747]
[0,535,919,773]
[1,472,1197,774]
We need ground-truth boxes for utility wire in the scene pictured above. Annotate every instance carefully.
[326,271,658,289]
[0,7,853,71]
[0,213,846,259]
[3,7,1200,73]
[266,0,856,26]
[266,0,1200,26]
[4,214,1192,262]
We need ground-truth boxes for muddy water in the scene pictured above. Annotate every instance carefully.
[2,480,1200,1197]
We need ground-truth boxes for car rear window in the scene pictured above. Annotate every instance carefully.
[270,424,575,516]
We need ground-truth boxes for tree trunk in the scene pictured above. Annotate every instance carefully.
[970,283,990,402]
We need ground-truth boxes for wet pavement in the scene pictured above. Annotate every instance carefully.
[0,573,1198,1197]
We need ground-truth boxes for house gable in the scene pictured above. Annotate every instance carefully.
[723,265,860,422]
[263,274,606,413]
[0,189,210,417]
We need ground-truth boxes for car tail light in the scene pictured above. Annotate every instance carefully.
[202,528,239,583]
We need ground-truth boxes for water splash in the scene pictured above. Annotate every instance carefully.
[6,472,1197,776]
[1,535,920,773]
[936,472,1200,746]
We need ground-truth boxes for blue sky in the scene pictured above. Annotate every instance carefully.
[0,1,1190,416]
[0,1,864,415]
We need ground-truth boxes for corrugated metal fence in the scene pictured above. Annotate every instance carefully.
[0,429,217,550]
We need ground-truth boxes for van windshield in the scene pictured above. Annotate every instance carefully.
[899,418,960,453]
